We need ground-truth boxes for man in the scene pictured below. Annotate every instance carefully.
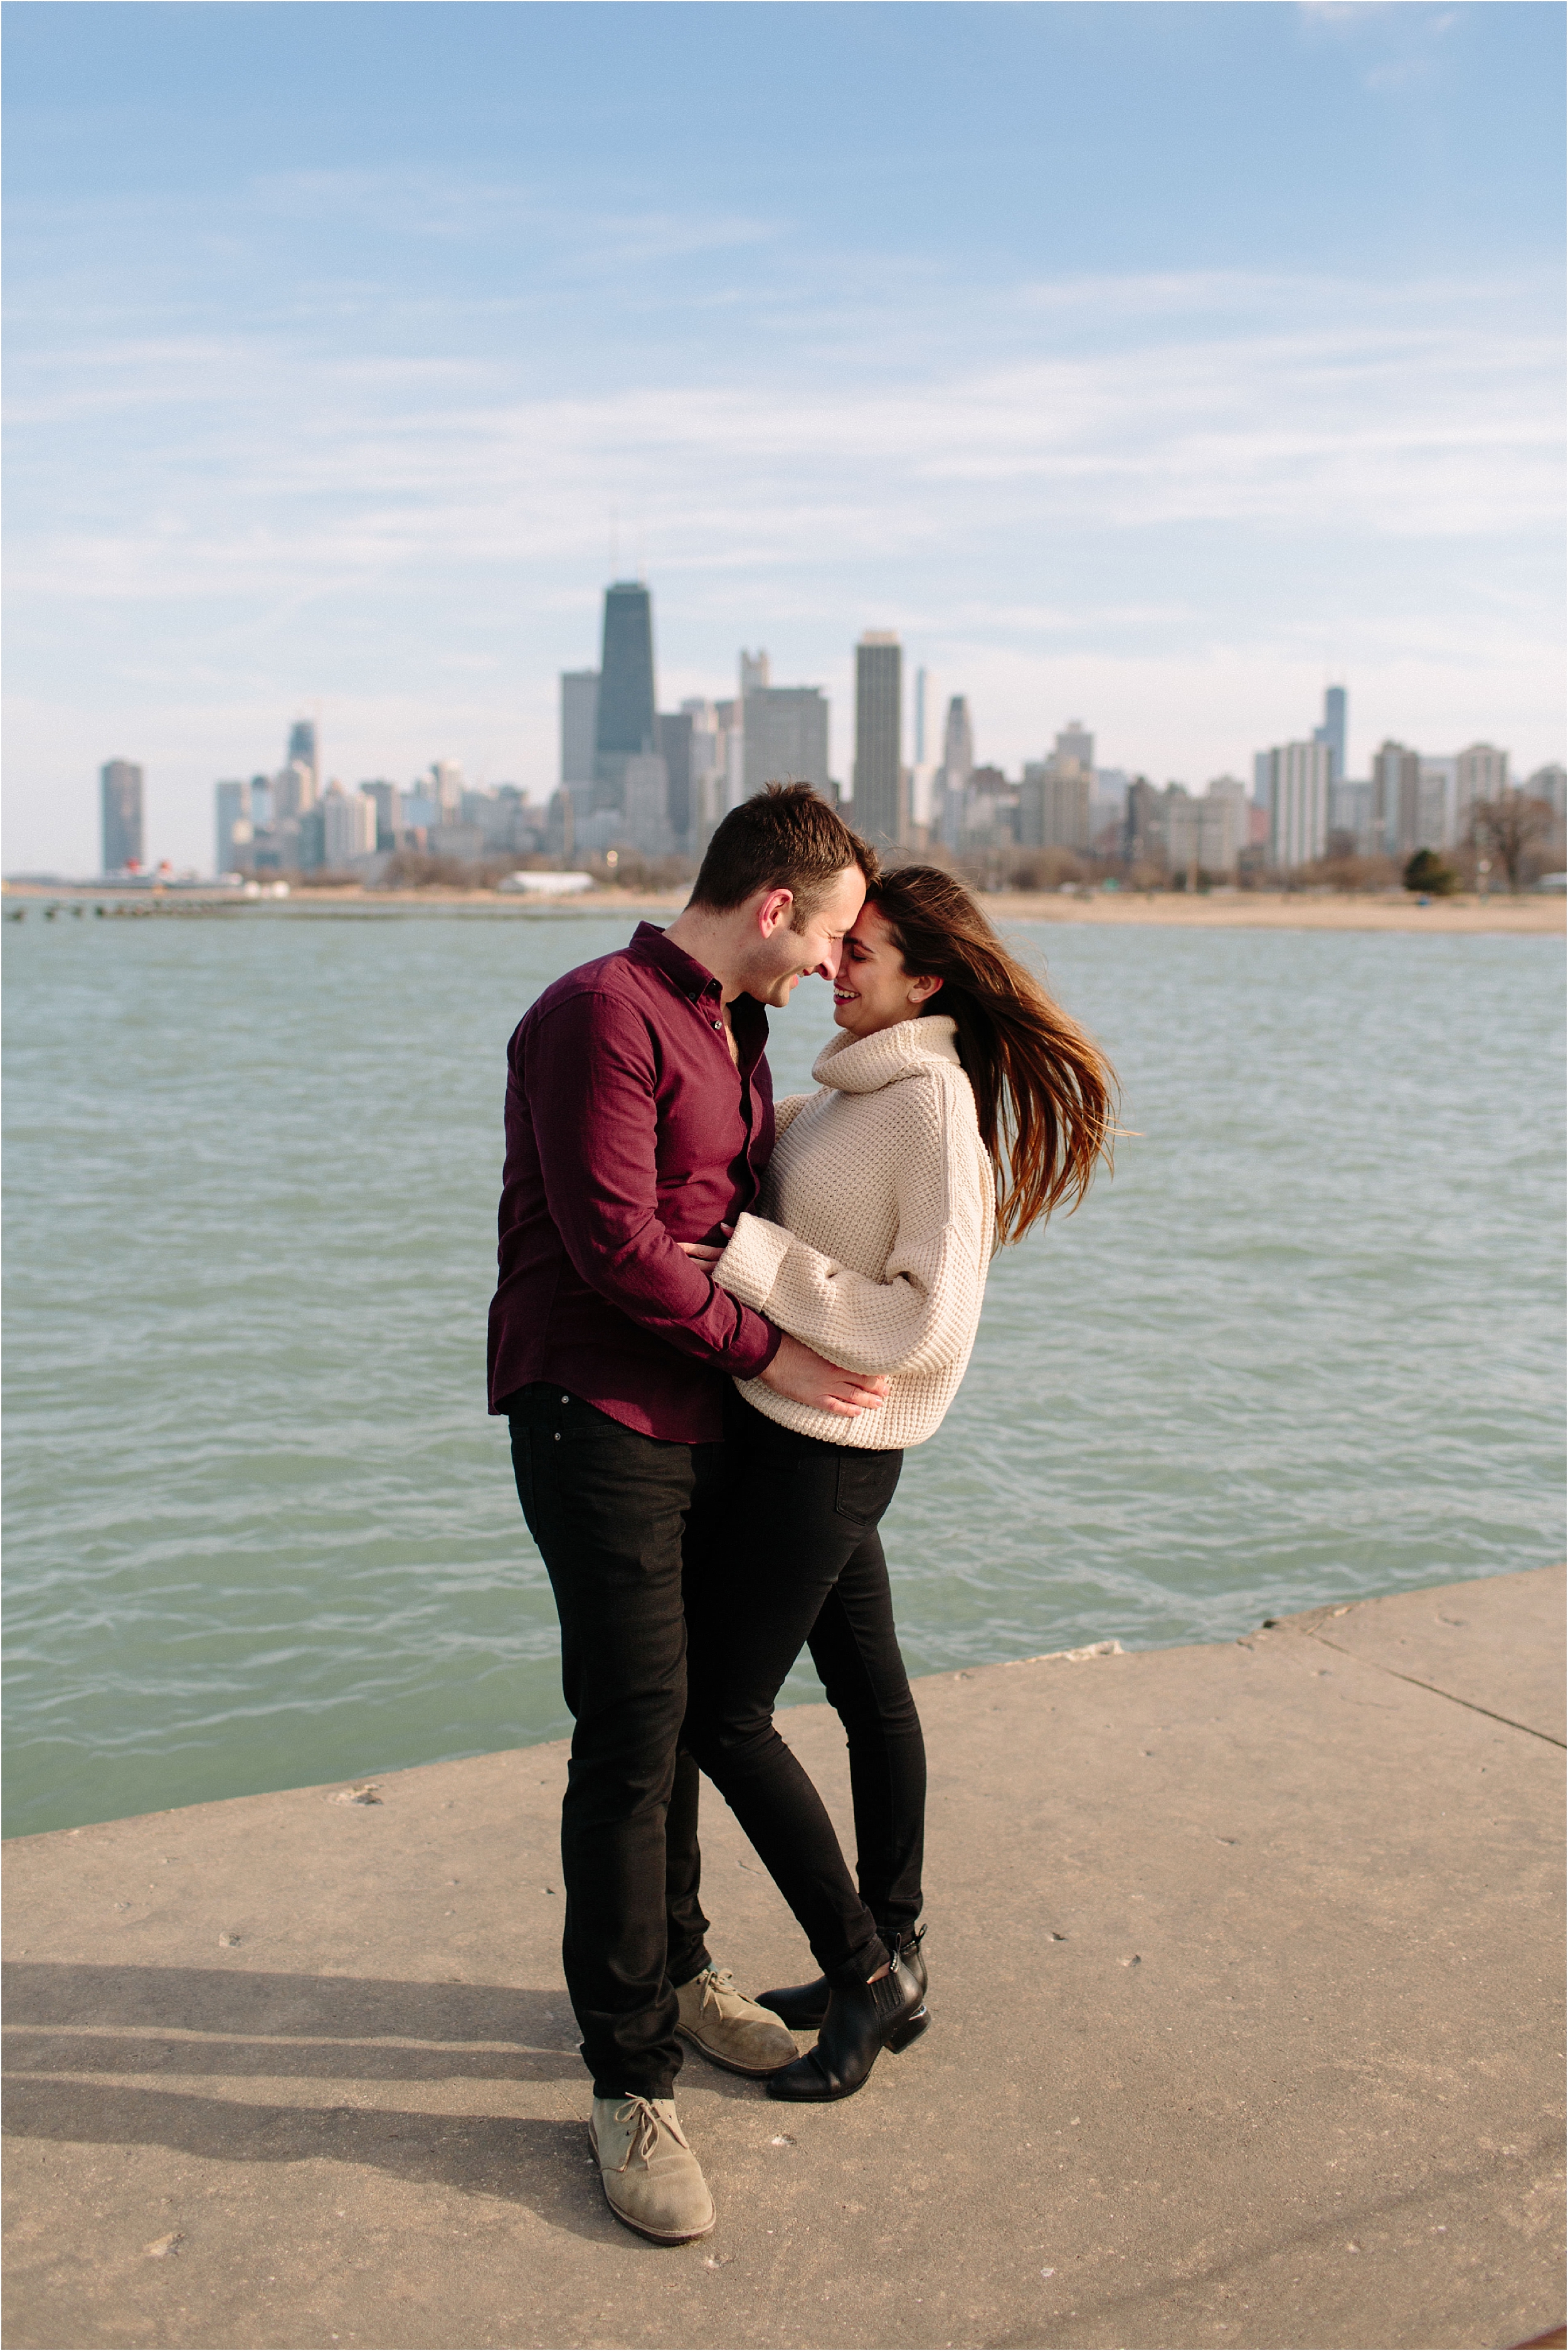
[488,785,885,2242]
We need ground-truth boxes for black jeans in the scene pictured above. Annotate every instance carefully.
[508,1384,718,2099]
[683,1391,926,1978]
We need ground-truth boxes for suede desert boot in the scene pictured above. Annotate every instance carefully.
[675,1965,798,2076]
[588,2096,716,2243]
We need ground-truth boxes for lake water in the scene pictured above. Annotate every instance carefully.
[4,906,1562,1838]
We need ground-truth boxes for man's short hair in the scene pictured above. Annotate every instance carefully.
[689,782,879,926]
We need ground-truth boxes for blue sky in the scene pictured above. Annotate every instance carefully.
[4,0,1563,871]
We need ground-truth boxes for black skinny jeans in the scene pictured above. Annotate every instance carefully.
[508,1384,718,2100]
[683,1390,926,1980]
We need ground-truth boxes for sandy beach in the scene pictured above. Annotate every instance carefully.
[9,882,1561,934]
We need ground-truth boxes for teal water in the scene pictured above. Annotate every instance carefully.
[4,909,1563,1838]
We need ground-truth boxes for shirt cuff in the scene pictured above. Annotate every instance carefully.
[714,1212,794,1314]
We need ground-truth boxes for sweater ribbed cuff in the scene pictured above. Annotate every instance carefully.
[713,1212,793,1313]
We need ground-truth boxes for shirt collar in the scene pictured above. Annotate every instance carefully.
[628,921,770,1058]
[629,921,722,1002]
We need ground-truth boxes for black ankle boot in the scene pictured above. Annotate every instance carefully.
[758,1924,926,2032]
[765,1939,929,2104]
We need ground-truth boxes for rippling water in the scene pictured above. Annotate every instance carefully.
[4,906,1562,1837]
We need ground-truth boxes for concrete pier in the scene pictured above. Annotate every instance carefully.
[4,1567,1563,2350]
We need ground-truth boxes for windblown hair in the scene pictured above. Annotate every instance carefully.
[691,782,879,927]
[869,865,1116,1242]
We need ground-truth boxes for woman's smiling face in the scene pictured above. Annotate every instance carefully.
[832,901,943,1038]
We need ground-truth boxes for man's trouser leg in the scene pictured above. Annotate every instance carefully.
[508,1384,713,2099]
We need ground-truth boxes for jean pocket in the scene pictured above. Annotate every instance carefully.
[834,1449,901,1529]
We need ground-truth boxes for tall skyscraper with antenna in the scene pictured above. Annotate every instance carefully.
[593,581,657,810]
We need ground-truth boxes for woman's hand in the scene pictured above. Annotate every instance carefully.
[760,1334,888,1420]
[677,1222,733,1271]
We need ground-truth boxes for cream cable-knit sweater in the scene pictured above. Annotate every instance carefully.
[714,1012,995,1450]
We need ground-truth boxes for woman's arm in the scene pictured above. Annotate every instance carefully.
[713,1076,990,1379]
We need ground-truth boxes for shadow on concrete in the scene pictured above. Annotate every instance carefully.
[1,2076,628,2244]
[0,1963,707,2246]
[1,1961,565,2044]
[3,2029,587,2081]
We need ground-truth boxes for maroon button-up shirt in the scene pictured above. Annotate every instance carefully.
[487,923,783,1443]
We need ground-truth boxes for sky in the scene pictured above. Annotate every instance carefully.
[4,0,1564,873]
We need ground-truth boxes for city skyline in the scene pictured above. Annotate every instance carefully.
[177,617,1558,887]
[5,4,1562,871]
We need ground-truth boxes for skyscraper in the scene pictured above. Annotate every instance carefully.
[854,632,904,849]
[739,649,770,699]
[1370,740,1421,856]
[1257,741,1331,869]
[287,719,319,800]
[938,696,973,847]
[594,582,657,809]
[561,671,600,790]
[215,778,252,873]
[655,710,694,845]
[1313,687,1347,783]
[741,686,830,799]
[1455,743,1509,837]
[1054,719,1094,772]
[101,759,144,872]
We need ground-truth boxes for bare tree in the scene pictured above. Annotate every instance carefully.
[1470,792,1557,894]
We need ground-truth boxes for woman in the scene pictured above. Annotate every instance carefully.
[679,864,1116,2103]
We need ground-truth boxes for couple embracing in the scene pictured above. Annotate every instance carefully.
[487,785,1113,2242]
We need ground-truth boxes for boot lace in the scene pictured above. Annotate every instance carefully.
[695,1966,739,2016]
[612,2096,691,2171]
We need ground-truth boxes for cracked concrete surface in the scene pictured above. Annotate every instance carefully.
[3,1565,1563,2350]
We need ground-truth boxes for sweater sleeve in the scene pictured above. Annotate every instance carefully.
[713,1073,988,1377]
[771,1091,815,1142]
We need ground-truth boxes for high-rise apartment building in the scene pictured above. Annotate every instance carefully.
[1165,786,1242,877]
[1313,687,1347,783]
[655,711,694,846]
[1370,741,1421,856]
[1417,757,1458,850]
[361,781,403,852]
[1054,719,1094,772]
[681,698,728,849]
[594,582,657,809]
[215,778,252,873]
[622,753,674,857]
[854,632,904,849]
[739,649,770,699]
[742,686,830,799]
[1454,743,1509,838]
[1019,760,1093,850]
[561,671,600,790]
[101,759,144,873]
[321,781,376,866]
[1257,741,1331,869]
[272,757,315,824]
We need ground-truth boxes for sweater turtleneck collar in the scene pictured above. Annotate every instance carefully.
[810,1012,961,1095]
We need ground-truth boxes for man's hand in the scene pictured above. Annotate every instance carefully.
[760,1333,889,1420]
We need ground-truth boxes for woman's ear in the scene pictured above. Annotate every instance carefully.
[909,972,943,1005]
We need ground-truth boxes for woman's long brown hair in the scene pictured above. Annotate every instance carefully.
[869,865,1116,1243]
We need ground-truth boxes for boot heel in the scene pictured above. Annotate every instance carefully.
[887,2005,930,2053]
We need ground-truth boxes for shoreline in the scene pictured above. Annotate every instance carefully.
[4,879,1562,934]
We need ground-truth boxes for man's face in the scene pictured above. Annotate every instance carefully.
[748,864,867,1009]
